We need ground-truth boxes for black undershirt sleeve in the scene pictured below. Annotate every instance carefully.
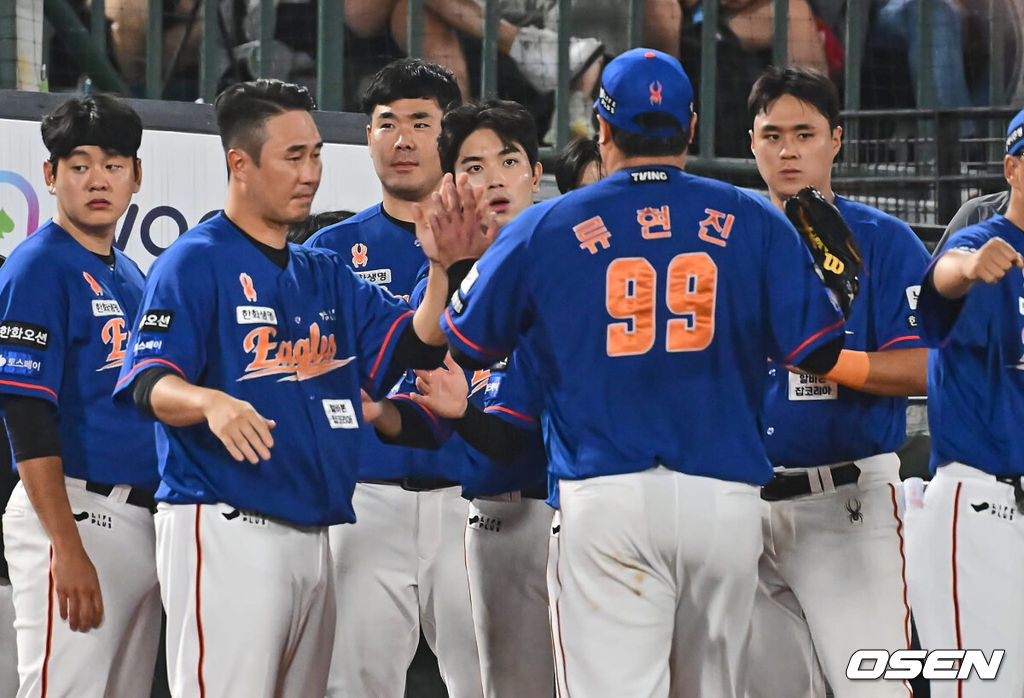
[796,335,845,375]
[450,403,528,465]
[391,325,447,370]
[374,399,445,449]
[4,395,62,461]
[132,367,175,418]
[446,259,476,301]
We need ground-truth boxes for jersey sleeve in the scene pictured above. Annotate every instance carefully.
[341,265,415,399]
[114,247,212,400]
[870,219,931,351]
[441,216,535,364]
[482,350,541,431]
[760,202,846,365]
[917,228,993,347]
[388,367,456,446]
[0,255,68,406]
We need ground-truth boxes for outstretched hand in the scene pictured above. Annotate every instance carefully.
[409,353,471,418]
[413,172,500,269]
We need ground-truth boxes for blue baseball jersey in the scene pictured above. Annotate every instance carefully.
[0,220,158,488]
[305,203,424,300]
[114,213,414,526]
[443,166,845,485]
[306,203,431,481]
[918,215,1024,476]
[760,196,931,467]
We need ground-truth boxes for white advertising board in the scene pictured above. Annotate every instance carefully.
[0,118,381,270]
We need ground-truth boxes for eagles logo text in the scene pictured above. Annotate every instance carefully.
[240,322,354,381]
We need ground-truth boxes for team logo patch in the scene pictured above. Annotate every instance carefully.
[598,86,616,115]
[351,243,369,268]
[82,271,104,296]
[0,321,49,350]
[239,322,354,382]
[91,300,123,317]
[906,314,918,329]
[236,306,278,325]
[970,501,1015,521]
[139,310,174,333]
[239,273,258,302]
[356,269,393,285]
[0,350,42,376]
[845,498,863,525]
[98,317,129,371]
[469,369,491,397]
[649,80,663,105]
[788,371,837,400]
[322,398,359,429]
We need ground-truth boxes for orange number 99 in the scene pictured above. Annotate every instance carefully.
[606,253,718,357]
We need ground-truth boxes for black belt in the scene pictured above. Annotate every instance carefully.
[84,481,157,512]
[521,484,548,500]
[760,463,860,502]
[368,477,461,492]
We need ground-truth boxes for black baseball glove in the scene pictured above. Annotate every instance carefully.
[784,187,863,318]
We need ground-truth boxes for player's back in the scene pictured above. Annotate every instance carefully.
[459,166,843,485]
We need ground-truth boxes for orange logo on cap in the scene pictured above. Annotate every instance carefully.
[239,273,258,303]
[351,243,368,268]
[82,271,104,297]
[649,81,663,106]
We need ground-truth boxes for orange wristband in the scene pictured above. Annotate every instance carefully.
[823,349,870,390]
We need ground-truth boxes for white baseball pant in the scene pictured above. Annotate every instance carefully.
[155,502,335,698]
[906,462,1024,698]
[1,578,22,696]
[549,466,762,698]
[745,453,912,698]
[2,478,161,698]
[327,482,482,698]
[465,493,555,698]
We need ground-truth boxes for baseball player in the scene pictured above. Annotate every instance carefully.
[0,95,162,697]
[305,60,486,698]
[366,99,555,698]
[744,66,931,698]
[905,106,1024,697]
[112,79,483,697]
[438,48,847,697]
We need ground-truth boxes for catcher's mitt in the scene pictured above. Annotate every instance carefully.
[784,187,863,318]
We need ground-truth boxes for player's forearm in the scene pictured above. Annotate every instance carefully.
[411,262,450,346]
[930,250,977,299]
[17,456,87,553]
[823,348,928,396]
[148,374,221,427]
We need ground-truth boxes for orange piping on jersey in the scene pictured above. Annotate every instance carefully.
[877,335,921,351]
[888,484,914,697]
[369,311,414,381]
[951,482,964,698]
[443,308,505,359]
[483,405,537,423]
[783,318,845,365]
[195,505,207,698]
[114,358,187,389]
[0,380,58,402]
[41,546,55,697]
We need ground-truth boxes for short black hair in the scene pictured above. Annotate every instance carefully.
[41,94,143,174]
[747,66,841,131]
[214,79,317,165]
[608,112,690,158]
[288,210,356,244]
[438,100,539,175]
[361,58,462,117]
[554,136,602,193]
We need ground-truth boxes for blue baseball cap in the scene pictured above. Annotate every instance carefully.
[594,48,693,138]
[1008,107,1024,157]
